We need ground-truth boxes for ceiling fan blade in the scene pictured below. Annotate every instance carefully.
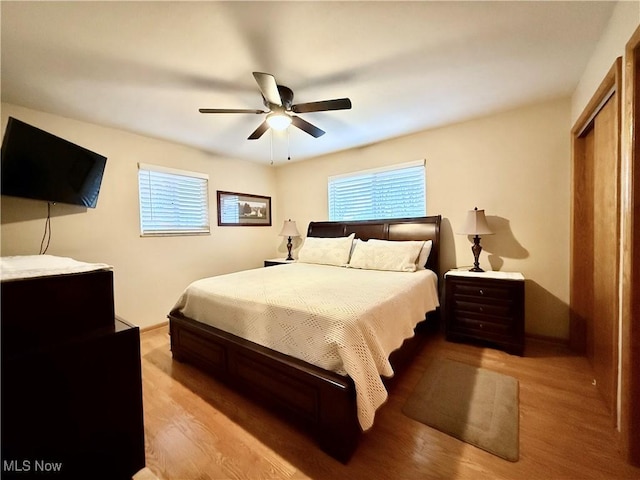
[291,116,326,138]
[199,108,265,114]
[292,98,352,114]
[253,72,282,106]
[248,121,270,140]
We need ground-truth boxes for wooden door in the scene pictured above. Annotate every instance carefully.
[591,95,619,413]
[571,59,621,419]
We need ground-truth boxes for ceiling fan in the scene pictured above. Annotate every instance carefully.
[199,72,352,140]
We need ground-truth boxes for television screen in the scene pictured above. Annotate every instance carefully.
[1,117,107,208]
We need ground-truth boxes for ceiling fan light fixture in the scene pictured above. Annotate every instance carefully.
[200,72,350,139]
[266,112,292,130]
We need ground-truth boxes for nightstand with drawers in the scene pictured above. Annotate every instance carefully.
[444,269,525,355]
[264,258,296,267]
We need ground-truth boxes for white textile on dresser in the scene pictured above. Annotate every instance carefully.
[171,262,440,430]
[0,255,112,281]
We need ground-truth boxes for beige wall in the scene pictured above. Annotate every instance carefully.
[1,4,634,341]
[0,99,573,339]
[1,103,278,328]
[275,98,571,339]
[572,1,639,125]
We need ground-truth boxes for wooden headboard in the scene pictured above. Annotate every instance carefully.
[307,215,441,278]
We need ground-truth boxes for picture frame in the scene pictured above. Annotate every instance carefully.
[217,190,272,226]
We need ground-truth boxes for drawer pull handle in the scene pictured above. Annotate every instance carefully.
[479,307,484,312]
[479,289,484,295]
[479,323,483,329]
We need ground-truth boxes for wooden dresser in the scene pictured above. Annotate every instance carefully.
[1,268,145,479]
[444,269,525,355]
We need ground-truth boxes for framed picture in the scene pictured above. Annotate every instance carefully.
[217,190,272,226]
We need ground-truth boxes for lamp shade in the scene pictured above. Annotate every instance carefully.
[458,208,494,235]
[279,219,300,237]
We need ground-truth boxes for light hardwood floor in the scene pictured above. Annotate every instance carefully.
[140,326,640,480]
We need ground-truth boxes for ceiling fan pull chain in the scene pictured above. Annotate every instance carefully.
[287,128,291,161]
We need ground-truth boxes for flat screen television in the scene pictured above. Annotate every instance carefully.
[1,117,107,208]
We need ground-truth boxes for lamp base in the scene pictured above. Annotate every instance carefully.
[286,236,294,261]
[470,235,484,272]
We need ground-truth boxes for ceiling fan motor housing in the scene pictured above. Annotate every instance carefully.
[263,85,294,111]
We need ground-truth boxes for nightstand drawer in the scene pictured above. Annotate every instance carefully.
[453,299,514,318]
[451,283,513,300]
[451,316,514,339]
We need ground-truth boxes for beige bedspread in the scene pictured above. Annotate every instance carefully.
[171,262,439,430]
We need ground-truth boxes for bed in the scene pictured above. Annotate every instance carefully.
[168,215,441,462]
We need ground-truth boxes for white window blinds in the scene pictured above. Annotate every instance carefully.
[138,163,210,236]
[328,160,426,221]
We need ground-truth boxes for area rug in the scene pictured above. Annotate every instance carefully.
[402,357,519,461]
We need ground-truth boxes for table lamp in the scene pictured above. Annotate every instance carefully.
[458,207,494,272]
[279,219,300,260]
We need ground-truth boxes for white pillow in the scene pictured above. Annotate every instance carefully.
[297,233,355,266]
[348,239,425,272]
[416,240,433,270]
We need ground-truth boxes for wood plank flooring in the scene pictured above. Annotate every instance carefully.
[140,326,640,479]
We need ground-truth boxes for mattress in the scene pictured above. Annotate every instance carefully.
[171,262,439,430]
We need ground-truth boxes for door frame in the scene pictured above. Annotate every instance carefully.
[621,24,640,466]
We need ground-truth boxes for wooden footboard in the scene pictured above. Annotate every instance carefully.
[169,311,362,463]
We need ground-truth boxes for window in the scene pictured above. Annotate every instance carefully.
[138,163,210,236]
[328,160,426,221]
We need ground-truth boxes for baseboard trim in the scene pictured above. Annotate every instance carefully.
[526,332,569,347]
[140,320,169,333]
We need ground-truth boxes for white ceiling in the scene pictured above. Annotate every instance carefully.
[1,1,615,165]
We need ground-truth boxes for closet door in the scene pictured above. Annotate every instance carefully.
[571,59,621,419]
[591,94,619,415]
